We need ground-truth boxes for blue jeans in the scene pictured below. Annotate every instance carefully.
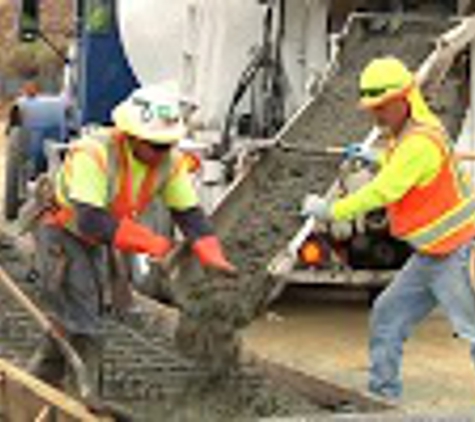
[369,242,475,399]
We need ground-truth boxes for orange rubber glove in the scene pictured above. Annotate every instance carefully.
[192,235,236,273]
[114,218,172,260]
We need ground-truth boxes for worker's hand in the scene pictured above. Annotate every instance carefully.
[114,218,173,260]
[147,235,173,261]
[343,143,377,165]
[192,235,237,275]
[301,194,332,221]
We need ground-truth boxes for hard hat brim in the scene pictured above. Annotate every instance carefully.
[358,83,413,110]
[112,102,186,144]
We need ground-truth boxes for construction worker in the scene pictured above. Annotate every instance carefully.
[302,56,475,400]
[14,80,69,176]
[28,82,236,399]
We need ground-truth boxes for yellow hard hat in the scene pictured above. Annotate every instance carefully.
[112,81,187,144]
[359,56,414,109]
[359,56,441,127]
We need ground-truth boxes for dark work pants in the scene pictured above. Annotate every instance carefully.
[29,224,105,396]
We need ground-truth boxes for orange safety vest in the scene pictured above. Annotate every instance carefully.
[45,130,186,231]
[387,124,475,255]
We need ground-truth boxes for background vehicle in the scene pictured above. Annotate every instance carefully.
[4,90,69,220]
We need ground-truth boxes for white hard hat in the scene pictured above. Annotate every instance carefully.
[112,81,187,144]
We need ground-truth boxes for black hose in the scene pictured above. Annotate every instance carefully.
[218,0,286,159]
[217,47,267,158]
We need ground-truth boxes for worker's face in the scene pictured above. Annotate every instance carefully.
[368,96,410,134]
[129,136,171,166]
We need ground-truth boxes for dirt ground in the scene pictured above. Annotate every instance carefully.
[243,287,475,415]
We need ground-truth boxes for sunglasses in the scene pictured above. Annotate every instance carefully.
[129,136,171,153]
[144,141,171,153]
[360,84,403,99]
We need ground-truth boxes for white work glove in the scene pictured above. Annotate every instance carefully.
[300,194,332,221]
[343,143,378,165]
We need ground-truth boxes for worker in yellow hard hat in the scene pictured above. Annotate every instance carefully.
[302,56,475,400]
[28,81,236,402]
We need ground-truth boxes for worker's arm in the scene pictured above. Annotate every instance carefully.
[331,134,443,221]
[74,202,172,258]
[171,206,235,272]
[75,202,117,242]
[342,143,386,167]
[161,153,236,273]
[171,206,213,242]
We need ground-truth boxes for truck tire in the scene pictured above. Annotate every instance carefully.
[4,126,29,220]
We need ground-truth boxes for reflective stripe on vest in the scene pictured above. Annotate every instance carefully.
[405,197,475,250]
[387,124,475,255]
[108,134,163,218]
[50,130,185,230]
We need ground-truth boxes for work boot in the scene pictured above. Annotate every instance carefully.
[27,334,66,389]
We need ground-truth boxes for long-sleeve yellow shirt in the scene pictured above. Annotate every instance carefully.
[331,132,444,221]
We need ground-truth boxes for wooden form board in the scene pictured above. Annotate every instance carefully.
[0,357,110,422]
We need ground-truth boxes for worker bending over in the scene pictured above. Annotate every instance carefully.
[28,82,236,398]
[302,56,475,400]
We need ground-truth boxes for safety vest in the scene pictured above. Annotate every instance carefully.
[387,124,475,255]
[46,130,186,232]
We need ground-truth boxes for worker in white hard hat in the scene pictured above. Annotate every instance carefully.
[28,82,236,401]
[302,56,475,400]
